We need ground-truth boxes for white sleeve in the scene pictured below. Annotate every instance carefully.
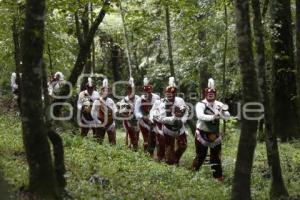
[149,100,160,122]
[221,111,230,121]
[161,116,176,125]
[216,101,231,121]
[196,102,215,121]
[48,84,53,96]
[111,99,118,114]
[77,93,83,110]
[134,98,143,120]
[177,98,189,123]
[91,100,101,124]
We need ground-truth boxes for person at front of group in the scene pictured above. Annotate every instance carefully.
[150,77,188,164]
[134,78,160,154]
[77,77,100,137]
[193,78,230,182]
[91,78,118,145]
[117,77,141,151]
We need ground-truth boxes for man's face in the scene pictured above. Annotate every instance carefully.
[165,92,175,102]
[102,88,109,98]
[87,87,93,95]
[206,92,216,102]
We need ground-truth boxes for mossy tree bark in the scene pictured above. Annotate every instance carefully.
[232,0,261,199]
[21,0,59,198]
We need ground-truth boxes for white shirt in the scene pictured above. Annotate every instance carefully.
[134,93,160,120]
[195,99,230,130]
[149,97,188,136]
[77,90,100,111]
[150,97,189,124]
[120,95,140,114]
[91,97,117,125]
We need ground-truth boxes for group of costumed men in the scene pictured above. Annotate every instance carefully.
[76,76,230,182]
[11,71,65,99]
[11,71,230,181]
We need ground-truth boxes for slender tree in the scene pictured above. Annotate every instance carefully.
[21,0,59,198]
[270,0,298,141]
[296,0,300,128]
[164,3,175,78]
[53,0,111,116]
[251,0,289,198]
[222,2,228,136]
[232,0,261,199]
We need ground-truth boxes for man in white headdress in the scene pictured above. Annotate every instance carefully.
[116,77,141,151]
[193,78,230,182]
[134,77,160,155]
[48,71,64,97]
[150,77,188,164]
[91,78,117,145]
[77,77,100,137]
[10,72,19,99]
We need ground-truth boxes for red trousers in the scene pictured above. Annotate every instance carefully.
[164,134,187,165]
[156,133,165,161]
[139,123,156,154]
[123,121,139,151]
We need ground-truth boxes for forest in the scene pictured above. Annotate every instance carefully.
[0,0,300,199]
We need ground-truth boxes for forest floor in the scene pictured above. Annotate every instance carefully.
[0,105,300,199]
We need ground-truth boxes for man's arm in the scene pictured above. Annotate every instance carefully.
[91,100,101,124]
[195,102,216,121]
[134,98,143,120]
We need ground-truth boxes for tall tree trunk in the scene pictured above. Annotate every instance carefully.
[251,0,289,198]
[53,0,110,117]
[270,0,298,141]
[46,33,54,77]
[120,0,133,78]
[111,43,121,81]
[21,0,58,198]
[232,0,261,199]
[12,16,22,109]
[196,12,210,99]
[296,0,300,133]
[222,3,228,136]
[91,3,96,73]
[81,3,92,90]
[165,5,175,78]
[262,0,269,18]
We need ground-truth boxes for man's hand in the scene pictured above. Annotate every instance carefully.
[213,114,220,120]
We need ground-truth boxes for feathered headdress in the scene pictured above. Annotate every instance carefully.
[143,77,149,86]
[143,77,153,93]
[208,78,215,90]
[54,71,64,81]
[165,76,177,94]
[87,77,93,87]
[204,78,216,101]
[129,77,135,88]
[102,78,108,88]
[168,77,176,87]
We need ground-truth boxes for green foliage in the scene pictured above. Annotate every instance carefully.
[0,114,300,199]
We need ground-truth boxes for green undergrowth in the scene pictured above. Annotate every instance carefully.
[0,113,299,200]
